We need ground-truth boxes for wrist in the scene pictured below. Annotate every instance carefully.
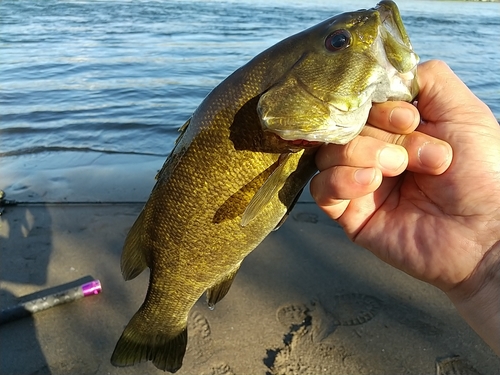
[446,242,500,355]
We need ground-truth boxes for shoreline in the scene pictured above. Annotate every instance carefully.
[0,151,164,204]
[0,151,317,204]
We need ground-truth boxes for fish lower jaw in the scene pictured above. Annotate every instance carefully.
[271,123,365,145]
[266,100,372,145]
[280,137,323,147]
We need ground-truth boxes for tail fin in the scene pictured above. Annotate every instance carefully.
[110,311,188,373]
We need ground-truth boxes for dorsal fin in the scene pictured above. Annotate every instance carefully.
[177,118,191,139]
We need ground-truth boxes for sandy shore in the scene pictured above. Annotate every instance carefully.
[0,152,163,203]
[1,152,498,375]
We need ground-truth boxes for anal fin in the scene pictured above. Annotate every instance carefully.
[206,264,241,309]
[121,210,149,280]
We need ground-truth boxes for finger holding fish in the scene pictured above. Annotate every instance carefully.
[314,101,418,174]
[315,101,452,180]
[360,125,452,175]
[311,97,453,225]
[315,136,408,175]
[367,101,420,134]
[365,100,452,174]
[311,165,383,203]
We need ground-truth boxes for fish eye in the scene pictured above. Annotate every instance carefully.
[325,29,351,52]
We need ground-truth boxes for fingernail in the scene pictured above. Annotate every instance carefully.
[379,146,406,171]
[390,107,416,130]
[419,142,450,169]
[354,168,376,185]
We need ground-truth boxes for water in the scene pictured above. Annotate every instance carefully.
[1,0,499,160]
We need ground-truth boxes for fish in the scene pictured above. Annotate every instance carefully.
[110,1,419,372]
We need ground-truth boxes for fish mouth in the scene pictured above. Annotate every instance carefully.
[375,0,419,98]
[269,132,323,149]
[377,1,413,53]
[281,138,323,148]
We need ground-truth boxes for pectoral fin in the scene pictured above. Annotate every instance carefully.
[273,186,304,231]
[206,264,241,308]
[241,153,291,227]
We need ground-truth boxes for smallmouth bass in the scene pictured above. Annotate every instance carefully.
[111,1,418,372]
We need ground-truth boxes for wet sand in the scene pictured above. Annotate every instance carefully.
[1,153,498,375]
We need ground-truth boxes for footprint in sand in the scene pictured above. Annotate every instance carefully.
[267,294,381,375]
[200,362,236,375]
[187,311,213,362]
[276,303,309,327]
[266,325,363,375]
[276,294,381,340]
[191,311,212,339]
[188,311,238,374]
[328,293,382,326]
[436,355,482,375]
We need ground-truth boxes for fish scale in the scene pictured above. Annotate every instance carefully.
[111,1,419,372]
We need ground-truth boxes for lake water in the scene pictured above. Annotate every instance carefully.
[1,0,499,199]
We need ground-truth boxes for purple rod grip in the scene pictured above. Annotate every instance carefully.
[0,279,102,325]
[81,280,102,297]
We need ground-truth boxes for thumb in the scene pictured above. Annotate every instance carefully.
[416,60,493,126]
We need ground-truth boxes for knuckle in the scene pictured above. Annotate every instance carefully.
[342,136,362,162]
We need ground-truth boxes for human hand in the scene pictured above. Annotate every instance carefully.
[310,60,500,353]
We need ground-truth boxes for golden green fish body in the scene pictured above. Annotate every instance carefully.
[111,1,418,372]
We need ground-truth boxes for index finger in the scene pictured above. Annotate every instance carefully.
[367,100,420,134]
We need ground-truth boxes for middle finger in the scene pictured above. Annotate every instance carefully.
[315,135,408,176]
